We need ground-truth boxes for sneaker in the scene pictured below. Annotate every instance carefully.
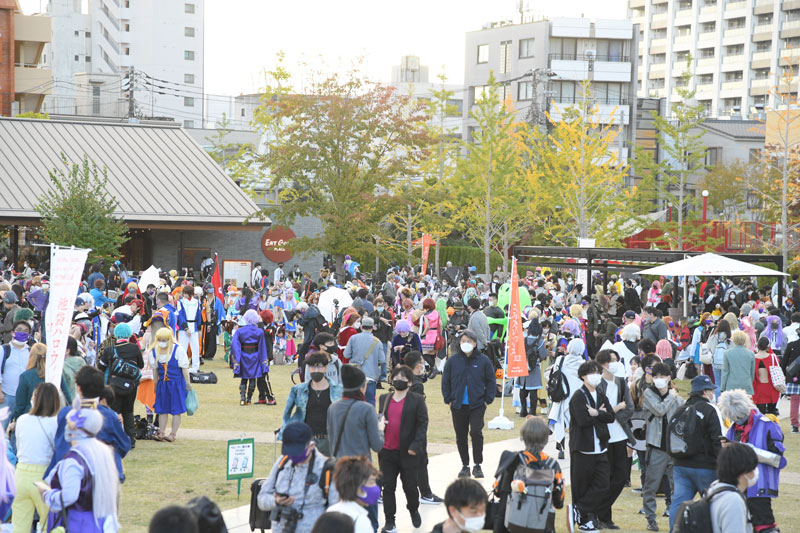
[472,465,484,478]
[663,508,670,518]
[566,504,578,533]
[266,399,277,405]
[410,510,422,528]
[598,521,620,530]
[378,496,383,504]
[420,494,443,505]
[578,521,599,532]
[631,487,643,494]
[458,465,471,478]
[381,522,397,533]
[638,508,645,515]
[254,399,267,405]
[647,517,659,531]
[793,426,799,434]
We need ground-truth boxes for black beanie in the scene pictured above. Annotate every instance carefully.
[341,364,366,391]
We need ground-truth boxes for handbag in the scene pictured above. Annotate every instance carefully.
[769,354,786,392]
[434,331,446,351]
[698,343,713,365]
[185,389,199,416]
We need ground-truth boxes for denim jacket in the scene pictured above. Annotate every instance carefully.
[279,381,342,439]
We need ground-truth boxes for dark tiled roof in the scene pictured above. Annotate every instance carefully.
[700,119,765,140]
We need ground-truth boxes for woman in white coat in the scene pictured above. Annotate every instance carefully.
[547,337,586,459]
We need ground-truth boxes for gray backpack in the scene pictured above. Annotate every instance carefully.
[504,452,556,533]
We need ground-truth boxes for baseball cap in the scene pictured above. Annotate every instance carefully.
[281,422,312,456]
[624,310,636,319]
[361,317,374,328]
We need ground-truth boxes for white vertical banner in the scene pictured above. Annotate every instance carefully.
[46,246,90,388]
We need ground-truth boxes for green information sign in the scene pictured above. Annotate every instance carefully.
[227,438,255,498]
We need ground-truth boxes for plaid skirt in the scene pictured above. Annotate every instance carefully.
[786,382,800,395]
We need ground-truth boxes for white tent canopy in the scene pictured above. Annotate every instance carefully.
[636,252,787,277]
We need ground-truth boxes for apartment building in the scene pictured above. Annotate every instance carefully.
[463,17,638,164]
[0,0,51,115]
[39,0,204,125]
[630,0,800,118]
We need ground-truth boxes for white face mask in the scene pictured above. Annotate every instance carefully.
[158,341,168,348]
[653,377,669,389]
[460,342,475,354]
[353,322,361,329]
[747,468,759,488]
[586,374,602,387]
[608,361,625,377]
[455,510,485,533]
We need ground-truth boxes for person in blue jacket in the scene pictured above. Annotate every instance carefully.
[441,329,496,480]
[46,366,131,482]
[155,292,178,332]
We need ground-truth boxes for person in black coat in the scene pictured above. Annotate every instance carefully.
[378,365,429,532]
[567,360,616,532]
[98,322,144,448]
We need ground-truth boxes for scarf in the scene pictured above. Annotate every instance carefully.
[733,409,757,444]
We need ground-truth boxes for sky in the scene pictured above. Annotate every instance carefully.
[20,0,628,96]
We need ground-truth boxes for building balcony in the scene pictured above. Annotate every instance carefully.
[13,14,51,44]
[754,0,775,15]
[651,37,667,48]
[725,1,747,13]
[752,51,772,61]
[696,83,715,94]
[701,4,718,14]
[721,80,744,91]
[648,64,666,79]
[548,55,633,82]
[649,88,667,97]
[697,57,717,67]
[548,100,631,125]
[14,66,52,94]
[724,27,747,38]
[783,0,800,11]
[751,77,771,88]
[722,54,745,64]
[629,0,645,7]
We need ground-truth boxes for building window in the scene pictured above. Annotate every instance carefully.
[85,56,91,62]
[241,108,245,117]
[85,31,91,37]
[92,85,100,115]
[705,147,722,166]
[701,22,715,33]
[184,50,195,60]
[753,68,769,79]
[499,40,512,74]
[474,85,490,104]
[185,27,195,37]
[184,73,195,84]
[727,18,746,29]
[185,3,195,13]
[699,48,715,59]
[675,25,692,37]
[477,44,488,64]
[551,37,578,59]
[552,81,577,103]
[184,120,195,128]
[519,38,535,58]
[756,41,772,52]
[725,71,743,81]
[698,74,713,84]
[184,97,195,107]
[518,81,534,101]
[125,47,130,55]
[74,55,79,61]
[726,44,744,56]
[74,30,79,37]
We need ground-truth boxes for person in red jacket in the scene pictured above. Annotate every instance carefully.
[336,312,360,363]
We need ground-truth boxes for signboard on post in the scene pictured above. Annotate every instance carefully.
[227,437,255,498]
[261,226,296,263]
[45,245,89,389]
[223,260,252,289]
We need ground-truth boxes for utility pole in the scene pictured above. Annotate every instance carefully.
[127,66,135,119]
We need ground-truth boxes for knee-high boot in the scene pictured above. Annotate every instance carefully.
[239,380,247,406]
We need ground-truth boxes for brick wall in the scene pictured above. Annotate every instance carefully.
[0,4,14,117]
[150,215,324,279]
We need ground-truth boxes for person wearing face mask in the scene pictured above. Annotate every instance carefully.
[566,361,615,533]
[371,297,394,383]
[0,316,33,430]
[441,330,495,479]
[594,350,635,530]
[281,352,342,456]
[306,333,342,387]
[337,313,361,364]
[430,478,487,533]
[149,327,190,442]
[707,443,759,533]
[390,319,422,368]
[719,390,787,533]
[641,307,668,344]
[231,310,275,406]
[258,422,331,533]
[667,375,723,531]
[326,456,381,533]
[377,365,427,532]
[641,363,684,531]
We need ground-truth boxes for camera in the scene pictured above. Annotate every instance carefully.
[333,298,339,306]
[270,505,303,533]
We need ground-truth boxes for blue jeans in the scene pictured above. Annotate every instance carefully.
[367,502,378,531]
[366,381,377,406]
[713,367,722,399]
[379,342,388,382]
[669,466,716,532]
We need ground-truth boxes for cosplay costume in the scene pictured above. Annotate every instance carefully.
[177,294,203,373]
[199,290,225,360]
[231,310,275,405]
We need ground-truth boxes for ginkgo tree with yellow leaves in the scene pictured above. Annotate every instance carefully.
[532,80,641,246]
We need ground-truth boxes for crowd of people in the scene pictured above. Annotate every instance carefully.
[0,255,792,533]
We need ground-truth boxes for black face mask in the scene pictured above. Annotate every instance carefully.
[310,372,325,383]
[392,379,409,391]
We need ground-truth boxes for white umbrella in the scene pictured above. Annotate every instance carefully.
[318,287,353,323]
[636,253,787,277]
[137,265,161,291]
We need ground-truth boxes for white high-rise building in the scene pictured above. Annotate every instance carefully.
[629,0,798,119]
[40,0,204,126]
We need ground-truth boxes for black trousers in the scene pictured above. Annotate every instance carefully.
[379,449,419,522]
[748,497,776,529]
[111,386,137,440]
[416,450,432,496]
[597,440,631,523]
[757,402,778,416]
[570,451,610,522]
[451,404,486,466]
[240,376,275,402]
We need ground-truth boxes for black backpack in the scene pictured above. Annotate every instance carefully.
[546,355,570,403]
[667,404,703,459]
[673,485,740,533]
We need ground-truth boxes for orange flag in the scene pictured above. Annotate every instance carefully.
[506,257,529,378]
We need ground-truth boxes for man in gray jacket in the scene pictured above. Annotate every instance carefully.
[641,306,668,344]
[343,316,386,406]
[466,298,490,352]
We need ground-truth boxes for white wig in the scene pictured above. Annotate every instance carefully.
[718,389,756,425]
[620,324,641,342]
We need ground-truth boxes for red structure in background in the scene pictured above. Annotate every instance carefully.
[0,0,15,117]
[623,220,787,254]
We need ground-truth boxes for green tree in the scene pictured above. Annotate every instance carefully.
[249,55,431,277]
[533,81,638,246]
[637,57,708,250]
[206,113,254,189]
[453,72,529,276]
[35,155,129,264]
